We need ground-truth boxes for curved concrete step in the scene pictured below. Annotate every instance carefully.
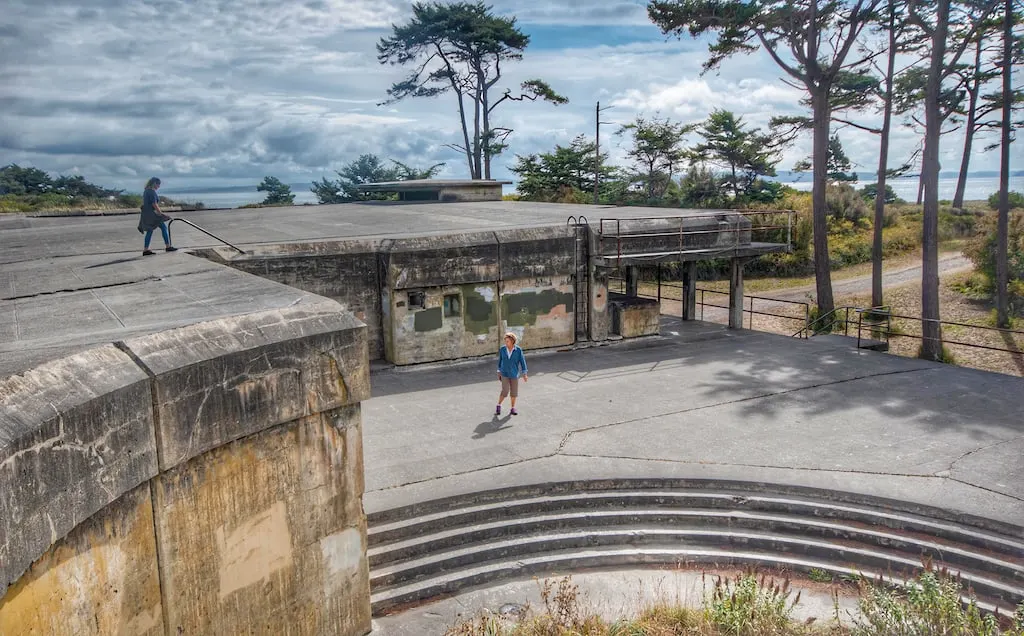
[367,481,1024,617]
[369,508,1024,585]
[369,492,1024,559]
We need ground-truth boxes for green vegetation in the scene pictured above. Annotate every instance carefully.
[257,176,295,206]
[0,164,201,213]
[963,209,1024,314]
[445,569,1024,635]
[989,191,1024,211]
[377,1,566,179]
[311,155,445,204]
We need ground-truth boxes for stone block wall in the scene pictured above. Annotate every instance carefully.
[0,300,372,635]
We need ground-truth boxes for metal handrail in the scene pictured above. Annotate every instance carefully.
[166,217,247,254]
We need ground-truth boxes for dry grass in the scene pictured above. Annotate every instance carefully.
[444,569,1024,635]
[836,273,1024,377]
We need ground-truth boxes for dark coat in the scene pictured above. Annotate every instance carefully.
[137,189,168,233]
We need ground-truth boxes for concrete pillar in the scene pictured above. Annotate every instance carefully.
[625,265,639,297]
[729,258,745,329]
[682,261,697,321]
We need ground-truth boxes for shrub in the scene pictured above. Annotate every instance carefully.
[827,183,870,226]
[854,568,1012,636]
[859,182,902,204]
[705,571,800,635]
[963,211,1024,312]
[988,190,1024,211]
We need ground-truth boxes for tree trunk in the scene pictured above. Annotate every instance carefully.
[916,172,924,205]
[920,0,950,361]
[953,40,984,210]
[811,90,836,318]
[471,77,482,179]
[996,0,1012,327]
[481,68,492,180]
[454,89,474,178]
[872,0,897,309]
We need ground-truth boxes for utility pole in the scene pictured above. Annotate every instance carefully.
[594,101,613,205]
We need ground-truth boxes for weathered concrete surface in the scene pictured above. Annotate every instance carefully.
[154,406,369,635]
[215,240,384,359]
[609,293,660,338]
[362,319,1024,530]
[122,300,369,471]
[501,276,574,350]
[0,484,163,636]
[0,345,155,595]
[0,201,759,268]
[356,179,512,203]
[0,252,324,377]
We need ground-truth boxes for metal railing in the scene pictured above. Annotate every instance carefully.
[608,276,811,335]
[793,305,1024,358]
[166,217,247,254]
[596,210,796,266]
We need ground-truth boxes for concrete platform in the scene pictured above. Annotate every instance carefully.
[363,317,1024,530]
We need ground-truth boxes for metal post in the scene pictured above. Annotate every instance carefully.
[787,211,793,250]
[657,263,662,302]
[594,101,600,206]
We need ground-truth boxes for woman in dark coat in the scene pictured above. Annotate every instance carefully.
[138,177,176,255]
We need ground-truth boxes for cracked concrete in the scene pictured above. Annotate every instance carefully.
[362,318,1024,529]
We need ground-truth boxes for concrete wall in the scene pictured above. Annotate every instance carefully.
[0,300,372,635]
[207,241,384,360]
[437,184,503,202]
[380,228,576,365]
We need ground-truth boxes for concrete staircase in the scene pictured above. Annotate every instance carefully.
[367,480,1024,617]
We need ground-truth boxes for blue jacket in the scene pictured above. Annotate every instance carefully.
[497,345,528,379]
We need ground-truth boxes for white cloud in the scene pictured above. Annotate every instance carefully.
[0,0,1018,194]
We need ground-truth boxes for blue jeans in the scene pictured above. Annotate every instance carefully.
[144,221,169,249]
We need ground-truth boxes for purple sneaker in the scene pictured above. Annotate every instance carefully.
[510,408,518,416]
[495,404,501,415]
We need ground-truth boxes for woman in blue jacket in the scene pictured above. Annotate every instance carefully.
[496,332,528,416]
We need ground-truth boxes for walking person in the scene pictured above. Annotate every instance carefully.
[137,177,176,255]
[496,332,528,416]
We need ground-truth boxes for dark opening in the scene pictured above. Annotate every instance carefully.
[443,293,461,317]
[408,290,426,309]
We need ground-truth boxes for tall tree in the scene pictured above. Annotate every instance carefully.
[692,109,782,201]
[377,2,566,180]
[951,26,1003,209]
[906,0,999,360]
[794,133,860,183]
[994,0,1018,327]
[616,116,692,200]
[649,0,880,317]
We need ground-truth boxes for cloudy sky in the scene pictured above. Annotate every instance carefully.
[0,0,1018,193]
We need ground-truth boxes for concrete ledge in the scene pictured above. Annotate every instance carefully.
[0,345,156,595]
[495,226,575,279]
[121,300,370,471]
[382,232,500,289]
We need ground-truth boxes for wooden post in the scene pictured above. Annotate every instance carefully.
[682,261,697,321]
[729,258,746,329]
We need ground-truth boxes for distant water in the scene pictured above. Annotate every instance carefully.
[785,175,1023,203]
[160,185,318,209]
[162,176,1022,209]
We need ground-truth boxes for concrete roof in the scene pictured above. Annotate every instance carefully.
[356,179,512,191]
[0,201,750,375]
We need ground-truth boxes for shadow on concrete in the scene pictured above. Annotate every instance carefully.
[692,337,1024,438]
[473,415,513,439]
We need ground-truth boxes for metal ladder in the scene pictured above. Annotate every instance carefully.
[567,216,590,340]
[166,217,247,254]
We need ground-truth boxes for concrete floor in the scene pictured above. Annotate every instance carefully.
[363,318,1024,529]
